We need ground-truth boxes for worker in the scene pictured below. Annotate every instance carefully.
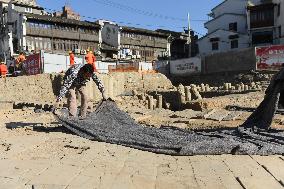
[69,51,75,66]
[15,52,26,71]
[0,61,8,78]
[55,64,107,118]
[85,50,97,72]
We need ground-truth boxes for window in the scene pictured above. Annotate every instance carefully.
[279,26,282,38]
[252,31,273,45]
[231,40,238,49]
[212,42,219,50]
[25,7,32,13]
[250,6,274,28]
[278,4,281,16]
[229,22,238,32]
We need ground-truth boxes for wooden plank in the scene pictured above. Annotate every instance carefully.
[108,150,156,189]
[190,156,243,189]
[252,155,284,185]
[155,155,199,189]
[221,155,283,189]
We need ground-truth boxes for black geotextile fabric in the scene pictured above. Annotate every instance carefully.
[241,68,284,130]
[55,98,284,156]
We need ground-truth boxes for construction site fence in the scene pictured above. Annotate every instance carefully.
[20,51,156,75]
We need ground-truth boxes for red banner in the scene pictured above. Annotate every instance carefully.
[22,53,41,75]
[256,45,284,70]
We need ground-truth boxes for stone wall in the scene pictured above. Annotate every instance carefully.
[203,48,256,74]
[0,72,173,103]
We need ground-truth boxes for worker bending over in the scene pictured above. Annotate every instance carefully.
[55,64,107,118]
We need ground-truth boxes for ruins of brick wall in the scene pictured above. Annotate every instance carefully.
[0,73,173,103]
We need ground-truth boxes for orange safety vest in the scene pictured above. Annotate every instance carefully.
[70,53,75,66]
[16,54,26,65]
[85,52,97,72]
[0,64,8,76]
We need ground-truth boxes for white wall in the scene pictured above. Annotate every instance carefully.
[170,57,201,76]
[205,14,247,34]
[198,30,249,55]
[101,23,119,48]
[212,0,247,17]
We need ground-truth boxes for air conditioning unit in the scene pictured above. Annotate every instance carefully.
[113,54,117,59]
[136,55,141,59]
[74,49,81,54]
[27,45,34,52]
[81,50,87,55]
[120,54,126,59]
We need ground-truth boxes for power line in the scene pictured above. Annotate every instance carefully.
[43,7,209,38]
[87,0,207,22]
[43,7,188,30]
[89,0,186,22]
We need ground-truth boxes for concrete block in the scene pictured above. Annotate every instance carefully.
[191,87,202,100]
[184,87,191,101]
[200,84,205,92]
[194,109,217,119]
[206,110,230,121]
[148,96,154,110]
[223,112,243,121]
[157,95,163,109]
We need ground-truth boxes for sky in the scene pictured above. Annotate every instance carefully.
[36,0,224,37]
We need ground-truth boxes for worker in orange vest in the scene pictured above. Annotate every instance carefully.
[15,52,26,71]
[85,50,97,72]
[69,51,75,66]
[0,61,8,78]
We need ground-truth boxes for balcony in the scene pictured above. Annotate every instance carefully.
[26,27,99,42]
[120,37,167,48]
[249,3,275,29]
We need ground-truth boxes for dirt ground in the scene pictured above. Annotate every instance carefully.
[1,90,284,188]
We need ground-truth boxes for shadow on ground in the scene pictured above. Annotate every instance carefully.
[5,122,72,134]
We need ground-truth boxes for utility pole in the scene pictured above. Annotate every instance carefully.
[187,13,191,44]
[187,12,192,57]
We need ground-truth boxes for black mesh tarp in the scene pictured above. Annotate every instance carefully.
[55,99,284,156]
[54,69,284,155]
[241,68,284,130]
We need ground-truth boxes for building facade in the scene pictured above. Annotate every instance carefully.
[0,1,101,60]
[198,0,250,55]
[120,26,170,62]
[0,1,171,62]
[198,0,284,56]
[247,0,284,45]
[0,0,44,59]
